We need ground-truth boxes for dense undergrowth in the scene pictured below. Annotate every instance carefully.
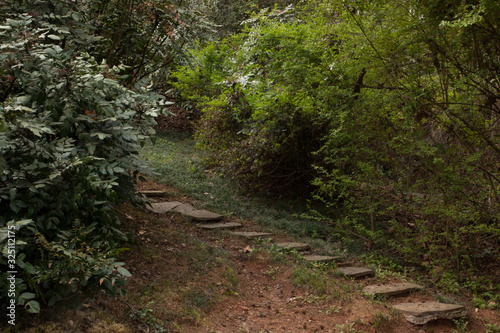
[169,0,500,305]
[0,0,214,314]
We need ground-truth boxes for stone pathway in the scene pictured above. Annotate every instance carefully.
[185,209,224,222]
[198,222,242,230]
[275,242,310,251]
[363,282,423,297]
[338,266,375,278]
[143,197,468,326]
[229,231,273,239]
[394,302,467,325]
[302,255,339,263]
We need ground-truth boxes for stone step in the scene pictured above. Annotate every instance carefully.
[338,266,375,278]
[393,302,467,325]
[184,209,224,222]
[336,262,353,267]
[275,242,310,251]
[229,231,273,239]
[363,282,423,297]
[198,222,243,230]
[302,255,340,263]
[139,190,167,197]
[172,203,196,214]
[147,201,183,214]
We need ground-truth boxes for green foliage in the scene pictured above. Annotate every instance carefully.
[130,301,169,333]
[86,0,218,90]
[171,0,500,298]
[0,3,167,313]
[172,14,341,191]
[205,0,300,38]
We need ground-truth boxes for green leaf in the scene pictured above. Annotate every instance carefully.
[116,266,132,277]
[15,220,33,227]
[21,292,36,300]
[47,34,61,40]
[26,300,41,314]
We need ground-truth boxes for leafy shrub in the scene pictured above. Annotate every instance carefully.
[0,7,166,312]
[172,16,342,191]
[171,0,500,299]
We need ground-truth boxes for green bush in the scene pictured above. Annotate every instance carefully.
[172,17,342,191]
[0,8,165,312]
[171,0,500,299]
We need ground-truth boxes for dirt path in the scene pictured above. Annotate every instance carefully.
[130,182,498,333]
[19,181,499,333]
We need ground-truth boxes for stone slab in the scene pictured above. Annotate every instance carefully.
[338,266,375,278]
[139,190,166,197]
[393,302,467,325]
[229,231,273,239]
[147,201,182,214]
[198,222,242,230]
[363,282,423,297]
[275,242,310,251]
[184,209,224,222]
[302,255,340,263]
[172,203,196,214]
[336,262,353,267]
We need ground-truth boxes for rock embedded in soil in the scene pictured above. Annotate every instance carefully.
[338,266,375,278]
[147,201,182,214]
[184,209,224,222]
[336,262,353,267]
[198,222,243,230]
[302,255,340,263]
[393,302,467,325]
[363,282,423,297]
[139,190,167,197]
[229,231,273,239]
[275,242,310,251]
[171,203,196,214]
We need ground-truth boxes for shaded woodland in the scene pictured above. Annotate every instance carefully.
[1,0,499,318]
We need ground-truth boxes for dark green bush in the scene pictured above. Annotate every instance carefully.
[0,6,166,312]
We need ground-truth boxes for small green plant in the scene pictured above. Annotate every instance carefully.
[266,245,290,263]
[321,304,342,314]
[473,292,499,309]
[485,323,500,333]
[302,294,328,305]
[452,317,469,333]
[291,265,330,295]
[335,322,360,333]
[373,310,390,329]
[239,322,250,332]
[130,301,168,333]
[330,304,342,314]
[265,266,281,280]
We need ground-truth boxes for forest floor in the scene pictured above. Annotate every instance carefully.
[19,178,499,333]
[15,109,500,333]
